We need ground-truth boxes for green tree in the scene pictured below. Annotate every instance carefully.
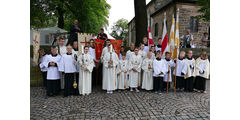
[110,18,128,40]
[30,0,111,35]
[196,0,210,22]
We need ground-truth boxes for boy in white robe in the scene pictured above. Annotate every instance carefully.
[184,50,196,92]
[163,52,175,92]
[117,52,129,90]
[43,46,62,96]
[39,49,48,88]
[126,43,135,60]
[153,51,167,94]
[129,47,142,92]
[78,46,95,95]
[194,52,209,93]
[102,45,119,94]
[59,45,77,97]
[173,51,188,91]
[57,38,67,90]
[141,52,154,90]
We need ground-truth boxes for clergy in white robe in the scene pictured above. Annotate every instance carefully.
[78,46,95,95]
[153,51,167,94]
[194,52,209,93]
[88,39,98,87]
[59,46,77,97]
[173,51,188,91]
[129,48,142,92]
[141,53,154,90]
[184,50,196,92]
[42,46,62,96]
[163,52,175,91]
[57,38,67,90]
[143,37,149,53]
[138,44,147,86]
[102,45,119,93]
[117,53,129,90]
[39,49,48,88]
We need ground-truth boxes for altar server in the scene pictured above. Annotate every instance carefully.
[78,46,95,95]
[57,38,67,89]
[129,47,142,92]
[59,45,77,97]
[150,45,156,60]
[184,50,196,92]
[102,45,119,93]
[39,49,48,88]
[43,46,62,96]
[117,52,129,90]
[143,37,149,53]
[194,52,209,93]
[173,51,187,91]
[163,52,175,91]
[141,52,154,90]
[153,51,167,94]
[72,41,80,94]
[138,43,147,59]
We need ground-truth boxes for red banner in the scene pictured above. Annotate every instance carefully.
[94,39,105,60]
[110,39,123,57]
[94,39,123,60]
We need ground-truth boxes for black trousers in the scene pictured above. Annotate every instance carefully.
[64,73,75,97]
[194,76,206,91]
[153,77,164,92]
[42,71,47,88]
[163,82,171,91]
[92,67,97,86]
[176,76,185,89]
[46,79,60,96]
[185,77,194,92]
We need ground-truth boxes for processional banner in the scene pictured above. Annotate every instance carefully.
[78,33,92,54]
[33,30,40,65]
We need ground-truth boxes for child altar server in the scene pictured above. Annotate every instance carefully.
[163,52,175,92]
[184,50,196,92]
[43,46,62,96]
[59,45,78,97]
[117,52,129,90]
[153,51,167,94]
[194,52,209,93]
[173,51,187,91]
[39,49,48,88]
[141,52,154,90]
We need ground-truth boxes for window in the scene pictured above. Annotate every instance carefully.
[190,16,198,32]
[154,23,158,36]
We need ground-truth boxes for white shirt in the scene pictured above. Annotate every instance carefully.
[173,58,188,77]
[153,58,167,77]
[43,54,62,80]
[59,53,77,73]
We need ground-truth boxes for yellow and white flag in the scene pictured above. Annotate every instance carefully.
[169,14,175,57]
[33,30,40,65]
[173,8,180,59]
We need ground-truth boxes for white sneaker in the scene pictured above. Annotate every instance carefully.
[110,91,113,94]
[130,88,133,91]
[136,88,139,92]
[107,91,110,94]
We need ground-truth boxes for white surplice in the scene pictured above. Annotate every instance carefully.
[78,53,95,95]
[39,54,49,72]
[141,58,153,90]
[194,57,210,79]
[102,51,119,91]
[129,54,142,88]
[59,54,77,73]
[184,57,196,79]
[126,50,134,60]
[43,54,62,80]
[173,58,188,77]
[138,50,147,60]
[153,58,167,77]
[117,59,129,89]
[163,59,175,82]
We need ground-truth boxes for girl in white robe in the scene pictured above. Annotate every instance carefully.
[129,48,142,92]
[194,52,209,93]
[141,53,154,90]
[117,53,129,90]
[78,47,95,95]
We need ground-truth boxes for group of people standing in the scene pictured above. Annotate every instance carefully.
[38,34,209,98]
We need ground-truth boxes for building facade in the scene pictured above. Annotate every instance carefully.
[128,0,210,47]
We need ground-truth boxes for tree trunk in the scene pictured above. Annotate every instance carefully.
[57,0,64,29]
[134,0,147,47]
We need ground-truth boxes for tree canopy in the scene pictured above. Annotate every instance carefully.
[196,0,210,22]
[110,18,128,40]
[30,0,111,35]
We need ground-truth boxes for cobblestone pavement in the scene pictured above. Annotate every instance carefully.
[31,80,210,120]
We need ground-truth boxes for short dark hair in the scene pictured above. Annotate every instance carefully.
[51,46,57,49]
[100,28,104,31]
[38,48,45,53]
[106,39,110,42]
[165,52,170,55]
[84,46,89,49]
[156,50,161,54]
[122,52,126,56]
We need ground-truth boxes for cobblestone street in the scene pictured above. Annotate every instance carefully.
[31,80,210,120]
